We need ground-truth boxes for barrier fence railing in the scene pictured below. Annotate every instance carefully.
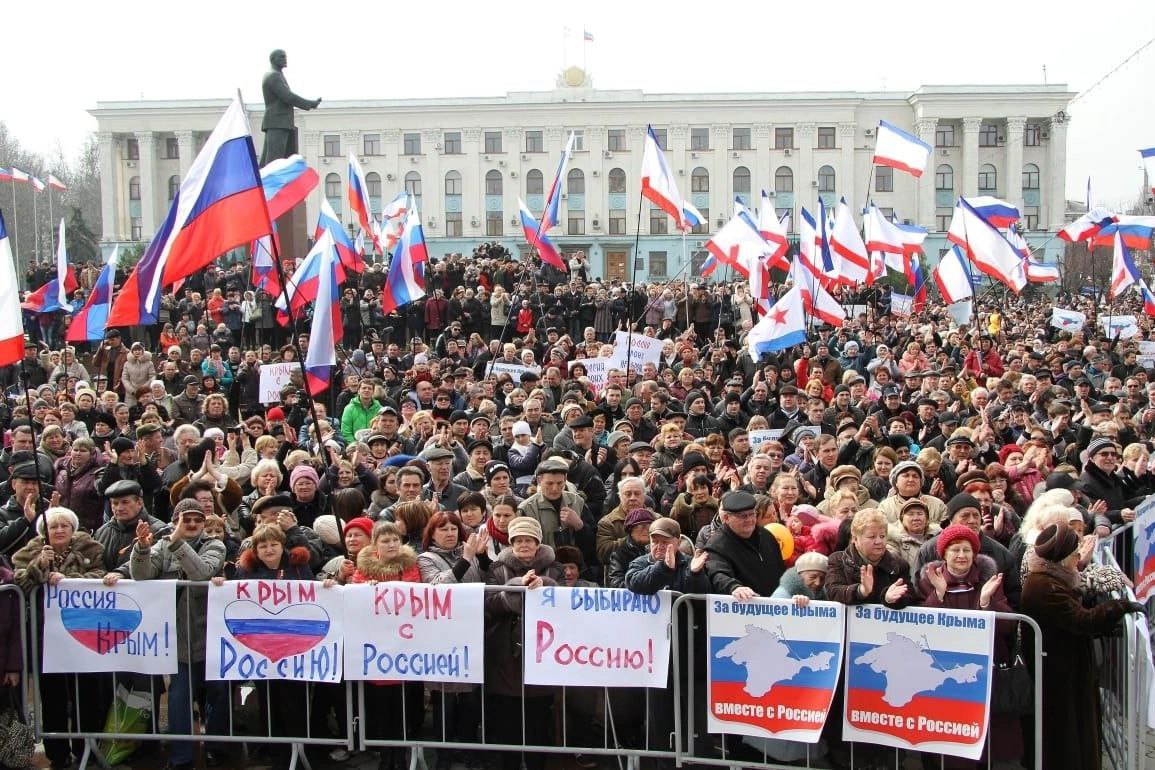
[10,580,1139,770]
[0,583,27,722]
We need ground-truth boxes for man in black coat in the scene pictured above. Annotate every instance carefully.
[704,491,786,599]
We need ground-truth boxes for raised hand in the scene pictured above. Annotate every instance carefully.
[690,548,708,574]
[926,564,948,599]
[135,519,154,550]
[859,564,875,597]
[884,578,909,604]
[979,573,1003,608]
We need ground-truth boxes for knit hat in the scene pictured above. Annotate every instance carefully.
[344,517,375,539]
[936,523,981,559]
[607,430,630,449]
[484,461,511,484]
[1034,522,1080,562]
[290,464,320,487]
[946,493,981,522]
[1086,437,1118,459]
[624,507,656,532]
[794,551,829,575]
[512,421,532,437]
[266,406,286,421]
[684,390,706,409]
[648,517,682,540]
[889,460,924,487]
[681,452,710,477]
[173,498,206,519]
[791,505,823,527]
[507,516,543,543]
[997,444,1023,465]
[111,436,136,455]
[312,515,342,546]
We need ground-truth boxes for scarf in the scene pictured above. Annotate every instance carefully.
[486,516,510,546]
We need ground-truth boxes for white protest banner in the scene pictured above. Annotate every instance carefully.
[488,361,541,381]
[1132,494,1155,603]
[1050,308,1086,333]
[43,579,177,674]
[523,586,672,688]
[1138,341,1155,369]
[748,429,784,451]
[843,606,995,760]
[707,598,844,742]
[206,580,344,682]
[1098,314,1140,340]
[612,331,663,373]
[890,294,914,317]
[570,357,613,393]
[946,300,973,328]
[343,583,484,683]
[259,362,301,404]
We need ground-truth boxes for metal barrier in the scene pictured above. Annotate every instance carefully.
[27,581,355,770]
[0,583,28,722]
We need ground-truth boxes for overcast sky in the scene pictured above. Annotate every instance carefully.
[3,1,1153,210]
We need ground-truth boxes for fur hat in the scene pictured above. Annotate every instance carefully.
[507,516,543,543]
[1034,522,1079,562]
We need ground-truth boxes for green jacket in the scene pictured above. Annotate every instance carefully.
[341,398,383,444]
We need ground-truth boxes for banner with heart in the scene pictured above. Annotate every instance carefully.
[43,578,177,674]
[223,600,330,662]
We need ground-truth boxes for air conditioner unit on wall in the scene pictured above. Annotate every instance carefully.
[435,142,442,150]
[510,171,518,178]
[940,148,951,156]
[126,160,137,168]
[864,129,875,137]
[603,150,613,159]
[784,149,791,156]
[386,173,395,181]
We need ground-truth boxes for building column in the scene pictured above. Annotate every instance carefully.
[463,128,483,237]
[1047,115,1069,230]
[754,124,770,201]
[915,119,937,228]
[97,132,118,241]
[423,129,444,236]
[796,123,815,213]
[175,130,195,178]
[1005,117,1025,214]
[300,131,320,234]
[839,122,857,212]
[134,131,157,238]
[961,117,981,199]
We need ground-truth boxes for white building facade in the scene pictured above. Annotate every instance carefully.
[90,72,1074,282]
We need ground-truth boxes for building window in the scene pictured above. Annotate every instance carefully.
[131,218,142,241]
[649,252,668,278]
[525,169,543,196]
[936,210,953,232]
[608,167,626,194]
[732,128,752,151]
[776,208,792,232]
[978,164,997,193]
[774,166,793,193]
[164,137,179,159]
[567,168,585,195]
[1022,163,1040,190]
[817,127,836,149]
[525,131,543,153]
[568,215,585,235]
[128,176,141,201]
[484,131,502,154]
[443,132,461,154]
[880,207,895,219]
[651,128,667,150]
[607,129,626,152]
[1025,206,1040,230]
[650,206,668,234]
[691,128,710,151]
[405,172,422,210]
[979,123,999,147]
[774,128,794,150]
[485,170,502,196]
[323,134,341,156]
[366,172,382,199]
[691,167,709,193]
[445,212,463,237]
[126,138,139,160]
[936,125,956,147]
[363,133,381,156]
[403,133,421,155]
[1024,124,1041,147]
[817,165,836,193]
[325,173,341,211]
[875,166,894,192]
[571,130,584,152]
[733,167,751,195]
[444,171,462,196]
[486,212,503,237]
[691,208,709,235]
[935,164,954,192]
[167,175,179,202]
[609,209,626,235]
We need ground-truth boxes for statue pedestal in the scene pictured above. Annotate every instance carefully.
[276,205,309,268]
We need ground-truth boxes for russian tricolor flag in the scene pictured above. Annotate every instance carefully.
[1059,207,1117,243]
[947,198,1027,293]
[871,120,931,178]
[700,255,719,277]
[67,247,119,342]
[260,154,318,220]
[682,201,705,232]
[1091,217,1155,250]
[518,198,565,272]
[317,197,362,273]
[0,212,24,366]
[275,232,349,325]
[250,232,282,298]
[347,153,378,250]
[21,220,77,314]
[380,208,428,316]
[1025,260,1060,283]
[1141,280,1155,317]
[9,168,30,184]
[965,196,1020,229]
[641,125,685,230]
[303,230,342,394]
[542,132,575,232]
[108,96,271,326]
[0,169,11,183]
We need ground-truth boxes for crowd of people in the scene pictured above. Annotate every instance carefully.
[0,246,1150,770]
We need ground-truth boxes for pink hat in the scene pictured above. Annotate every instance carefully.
[290,464,319,487]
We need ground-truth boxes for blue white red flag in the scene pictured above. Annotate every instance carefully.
[21,219,77,314]
[871,120,931,177]
[700,255,719,277]
[8,169,30,184]
[746,286,807,355]
[250,232,282,297]
[1110,229,1142,300]
[1139,280,1155,316]
[275,230,349,324]
[518,198,565,272]
[947,198,1027,293]
[0,212,22,366]
[1059,207,1117,243]
[541,133,575,232]
[911,255,928,311]
[317,197,362,273]
[0,169,11,183]
[66,246,119,342]
[260,155,318,221]
[303,230,342,395]
[964,196,1019,228]
[641,126,685,230]
[681,201,705,232]
[380,207,428,316]
[933,246,973,305]
[1092,216,1155,249]
[347,153,378,250]
[1024,258,1060,284]
[109,96,271,325]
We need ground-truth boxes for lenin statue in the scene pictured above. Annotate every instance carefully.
[259,49,321,165]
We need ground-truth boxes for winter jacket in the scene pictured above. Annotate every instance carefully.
[516,490,597,564]
[235,545,314,581]
[95,514,172,573]
[12,533,106,594]
[769,567,828,601]
[352,544,421,584]
[824,544,914,608]
[606,539,648,589]
[54,456,107,533]
[703,523,786,597]
[416,544,485,585]
[914,530,1021,607]
[0,565,21,675]
[624,551,711,595]
[669,493,720,544]
[340,398,383,445]
[484,545,563,697]
[885,520,939,572]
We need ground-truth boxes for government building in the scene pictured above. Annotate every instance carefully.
[90,70,1074,283]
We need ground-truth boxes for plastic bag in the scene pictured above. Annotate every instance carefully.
[97,683,152,765]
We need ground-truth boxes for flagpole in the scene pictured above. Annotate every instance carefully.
[9,181,18,284]
[681,225,691,330]
[47,183,54,258]
[625,188,645,378]
[31,184,38,269]
[957,199,979,332]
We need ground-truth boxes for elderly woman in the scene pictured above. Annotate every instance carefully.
[825,509,913,608]
[12,506,106,769]
[53,437,106,533]
[1021,522,1146,770]
[485,518,565,770]
[886,498,939,572]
